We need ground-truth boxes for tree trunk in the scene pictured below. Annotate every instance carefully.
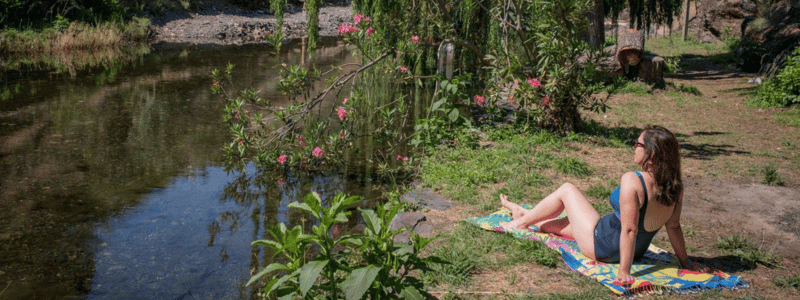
[586,0,606,48]
[682,0,690,41]
[616,29,645,67]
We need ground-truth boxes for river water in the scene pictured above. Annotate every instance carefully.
[0,39,383,299]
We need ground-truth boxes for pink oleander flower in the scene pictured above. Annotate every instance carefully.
[343,98,348,105]
[337,24,358,36]
[234,114,239,119]
[298,135,307,147]
[411,35,420,43]
[509,94,514,104]
[400,66,408,72]
[238,140,244,145]
[312,147,325,158]
[403,156,409,162]
[366,27,375,37]
[353,14,365,25]
[527,78,541,89]
[396,154,403,161]
[337,107,347,121]
[365,17,370,22]
[278,155,287,164]
[543,94,550,106]
[277,177,286,185]
[473,95,485,106]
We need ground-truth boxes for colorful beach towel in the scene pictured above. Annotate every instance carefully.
[463,205,748,296]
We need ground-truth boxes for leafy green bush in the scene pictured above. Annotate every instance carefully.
[751,47,800,107]
[248,192,441,299]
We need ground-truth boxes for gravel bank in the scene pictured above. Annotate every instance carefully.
[149,4,353,44]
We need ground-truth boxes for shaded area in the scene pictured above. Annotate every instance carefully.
[679,142,750,160]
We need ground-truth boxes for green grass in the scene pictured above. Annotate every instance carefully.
[774,275,800,290]
[554,156,591,177]
[421,129,569,206]
[715,235,780,267]
[776,107,800,127]
[667,82,703,96]
[646,33,727,57]
[426,224,562,287]
[584,183,613,200]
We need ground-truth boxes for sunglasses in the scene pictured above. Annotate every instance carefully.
[631,141,645,150]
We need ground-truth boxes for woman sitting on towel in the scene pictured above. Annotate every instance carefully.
[500,125,707,283]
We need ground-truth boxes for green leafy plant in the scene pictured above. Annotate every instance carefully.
[664,57,681,74]
[412,75,473,148]
[751,47,800,107]
[248,192,441,299]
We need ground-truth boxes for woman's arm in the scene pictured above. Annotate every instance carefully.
[617,172,642,282]
[665,196,691,268]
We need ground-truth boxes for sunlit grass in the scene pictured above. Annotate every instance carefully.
[0,18,149,54]
[645,33,728,57]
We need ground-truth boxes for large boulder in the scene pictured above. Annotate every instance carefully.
[687,0,759,43]
[737,0,800,74]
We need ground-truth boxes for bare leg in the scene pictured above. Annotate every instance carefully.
[499,183,601,259]
[500,194,529,220]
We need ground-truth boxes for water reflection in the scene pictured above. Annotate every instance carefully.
[0,38,356,299]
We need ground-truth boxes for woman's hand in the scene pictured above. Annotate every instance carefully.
[614,272,637,286]
[682,260,713,273]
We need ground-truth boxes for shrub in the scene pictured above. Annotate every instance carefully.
[751,47,800,107]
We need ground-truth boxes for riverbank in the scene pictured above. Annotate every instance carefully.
[147,3,352,44]
[0,18,150,54]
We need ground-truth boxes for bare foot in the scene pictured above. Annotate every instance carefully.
[500,194,527,220]
[499,220,527,231]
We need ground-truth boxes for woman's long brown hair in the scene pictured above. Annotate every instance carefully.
[642,125,683,206]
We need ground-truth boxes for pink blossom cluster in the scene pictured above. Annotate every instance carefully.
[338,24,358,36]
[343,98,348,105]
[400,66,408,72]
[312,147,325,158]
[411,35,420,43]
[298,135,307,148]
[527,78,541,89]
[278,154,287,164]
[473,95,485,106]
[366,27,375,37]
[353,14,370,25]
[277,177,286,185]
[543,94,550,106]
[337,107,347,121]
[396,155,409,162]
